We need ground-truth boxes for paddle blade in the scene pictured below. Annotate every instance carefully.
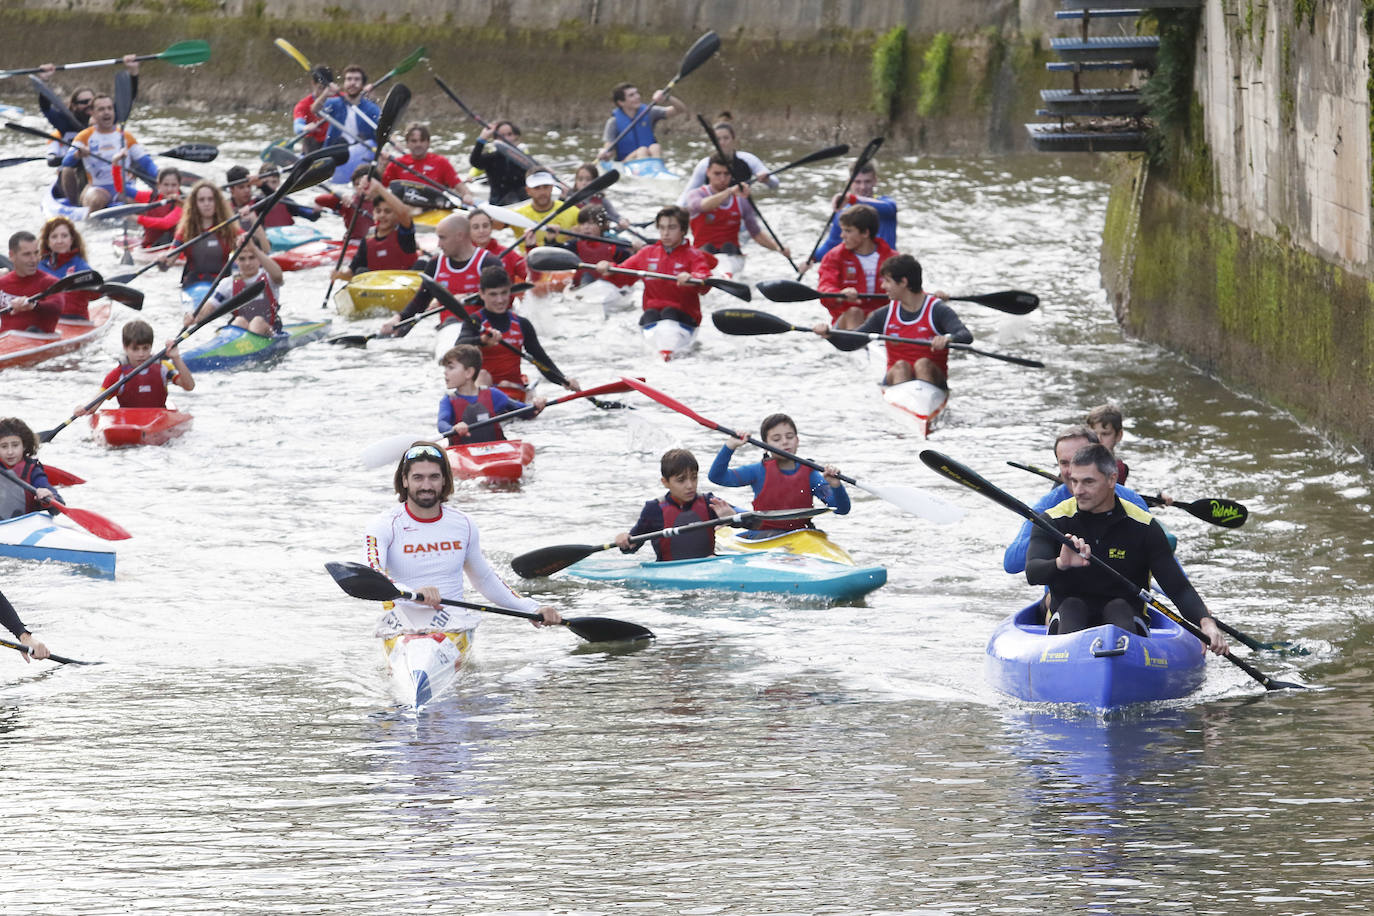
[99,283,144,309]
[618,376,718,431]
[711,308,796,336]
[325,561,403,601]
[774,144,849,175]
[527,246,581,273]
[852,479,965,525]
[114,70,134,125]
[275,38,312,71]
[0,156,43,168]
[361,431,427,469]
[756,279,822,303]
[1182,497,1249,528]
[392,180,451,211]
[160,39,211,67]
[853,136,885,171]
[163,142,218,163]
[262,143,299,169]
[511,543,603,579]
[325,332,371,348]
[386,46,427,80]
[40,269,103,297]
[564,168,618,209]
[478,202,537,230]
[563,616,654,643]
[375,82,411,150]
[57,504,131,541]
[676,31,721,82]
[949,289,1040,315]
[706,277,751,300]
[41,465,85,486]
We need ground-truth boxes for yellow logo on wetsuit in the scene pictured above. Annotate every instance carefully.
[1109,547,1126,559]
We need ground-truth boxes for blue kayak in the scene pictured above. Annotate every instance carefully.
[180,280,213,314]
[599,157,680,181]
[182,321,330,371]
[985,603,1206,711]
[564,551,886,601]
[0,512,116,579]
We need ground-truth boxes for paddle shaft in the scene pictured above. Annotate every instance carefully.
[320,202,365,309]
[800,137,883,276]
[827,327,1044,368]
[697,114,796,270]
[494,169,618,260]
[602,31,718,157]
[446,380,630,437]
[1007,462,1248,529]
[0,466,128,540]
[0,637,95,666]
[0,41,206,77]
[431,76,570,185]
[4,121,156,187]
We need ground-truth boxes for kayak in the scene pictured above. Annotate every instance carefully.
[985,603,1206,711]
[882,379,949,438]
[266,224,329,251]
[714,252,746,279]
[600,157,680,181]
[0,511,116,579]
[89,406,193,447]
[382,630,473,708]
[642,317,698,361]
[0,302,113,370]
[111,237,174,265]
[445,439,534,482]
[530,269,573,297]
[413,209,447,230]
[714,527,856,565]
[568,278,636,316]
[180,280,213,314]
[563,551,886,601]
[334,270,422,318]
[272,239,357,272]
[182,320,330,371]
[40,184,90,222]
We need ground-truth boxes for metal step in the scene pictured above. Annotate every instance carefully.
[1055,8,1142,17]
[1061,0,1199,8]
[1046,60,1147,73]
[1050,36,1160,65]
[1026,123,1149,153]
[1040,88,1147,116]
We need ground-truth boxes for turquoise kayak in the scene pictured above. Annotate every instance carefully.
[564,551,886,601]
[266,224,329,251]
[985,603,1206,711]
[182,321,330,371]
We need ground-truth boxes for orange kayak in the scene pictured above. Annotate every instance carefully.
[90,406,193,447]
[0,303,112,369]
[445,440,534,481]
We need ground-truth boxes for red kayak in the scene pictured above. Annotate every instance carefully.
[445,440,534,481]
[272,240,358,272]
[0,303,112,369]
[89,407,193,447]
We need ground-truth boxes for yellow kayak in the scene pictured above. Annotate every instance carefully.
[713,527,856,565]
[334,270,423,319]
[413,208,447,229]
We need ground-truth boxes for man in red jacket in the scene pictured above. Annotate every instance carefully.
[594,206,715,328]
[0,232,69,335]
[817,204,896,330]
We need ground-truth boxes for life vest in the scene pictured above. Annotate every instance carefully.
[751,459,815,530]
[113,360,170,408]
[139,198,179,248]
[883,294,946,373]
[1,459,46,517]
[446,387,504,444]
[611,104,657,160]
[690,192,743,251]
[432,250,488,323]
[573,237,619,286]
[182,231,230,286]
[230,272,280,329]
[478,311,524,387]
[363,227,418,271]
[657,495,713,561]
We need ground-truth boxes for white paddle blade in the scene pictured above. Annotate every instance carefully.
[361,431,427,469]
[478,202,537,230]
[854,480,965,525]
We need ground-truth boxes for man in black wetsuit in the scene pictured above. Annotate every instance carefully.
[0,590,50,662]
[1025,443,1228,655]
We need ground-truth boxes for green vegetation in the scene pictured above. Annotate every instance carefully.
[1141,9,1202,167]
[915,31,953,118]
[871,26,908,120]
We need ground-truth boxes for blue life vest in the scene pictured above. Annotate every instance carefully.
[611,105,657,161]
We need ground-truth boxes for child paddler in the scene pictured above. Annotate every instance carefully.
[0,417,63,520]
[594,206,715,334]
[437,345,545,445]
[93,319,195,408]
[455,266,578,398]
[708,413,849,534]
[612,449,734,561]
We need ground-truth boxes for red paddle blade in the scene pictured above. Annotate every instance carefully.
[41,464,86,486]
[618,377,718,431]
[55,504,131,540]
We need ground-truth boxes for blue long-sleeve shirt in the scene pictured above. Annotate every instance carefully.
[707,444,851,518]
[814,194,898,259]
[1002,483,1147,574]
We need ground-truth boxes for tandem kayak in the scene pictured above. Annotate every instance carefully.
[445,439,534,482]
[334,270,423,319]
[0,511,116,579]
[182,321,330,371]
[40,185,90,222]
[714,527,856,565]
[642,317,698,361]
[985,603,1206,711]
[563,551,886,601]
[89,406,193,447]
[882,379,948,438]
[0,303,113,370]
[600,157,680,181]
[382,630,473,709]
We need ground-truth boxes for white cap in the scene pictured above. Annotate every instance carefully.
[525,171,557,188]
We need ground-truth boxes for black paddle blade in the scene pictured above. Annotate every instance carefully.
[920,450,1028,519]
[1182,497,1248,528]
[375,83,412,150]
[114,69,134,125]
[164,143,218,163]
[325,332,372,348]
[756,279,822,303]
[99,283,144,309]
[564,616,654,643]
[950,290,1040,315]
[325,561,404,601]
[26,77,81,134]
[526,246,581,273]
[711,309,795,336]
[263,145,299,169]
[0,155,43,168]
[677,31,721,81]
[706,277,751,301]
[42,269,103,297]
[392,180,450,211]
[569,168,619,205]
[511,543,603,579]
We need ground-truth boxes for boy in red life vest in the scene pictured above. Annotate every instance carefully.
[684,154,790,262]
[437,344,545,445]
[817,204,897,330]
[548,205,641,288]
[612,448,734,561]
[94,319,195,409]
[708,413,850,533]
[315,166,375,241]
[189,241,284,336]
[0,417,64,520]
[330,176,417,282]
[456,265,578,398]
[813,253,972,389]
[594,206,715,330]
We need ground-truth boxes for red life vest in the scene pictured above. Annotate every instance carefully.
[573,238,619,286]
[657,495,713,561]
[111,360,170,408]
[231,272,280,328]
[364,228,419,271]
[432,250,489,323]
[479,311,524,388]
[690,192,742,250]
[883,294,947,373]
[752,459,814,530]
[446,387,503,444]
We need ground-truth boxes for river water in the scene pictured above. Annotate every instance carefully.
[1,100,1371,913]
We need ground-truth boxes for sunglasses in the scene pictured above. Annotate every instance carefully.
[404,444,443,461]
[74,98,94,106]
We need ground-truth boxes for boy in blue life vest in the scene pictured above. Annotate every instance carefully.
[613,448,734,561]
[437,344,545,445]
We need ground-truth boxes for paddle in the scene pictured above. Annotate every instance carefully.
[319,199,366,312]
[327,282,533,347]
[711,307,1045,368]
[41,464,85,486]
[159,142,218,163]
[325,561,653,643]
[26,74,82,134]
[97,283,144,310]
[618,377,965,524]
[601,31,721,159]
[0,40,211,79]
[5,120,157,188]
[0,637,99,667]
[2,269,105,316]
[432,75,569,185]
[495,170,620,260]
[1007,461,1249,529]
[274,37,312,72]
[39,280,265,443]
[757,278,1040,316]
[371,46,426,93]
[359,379,636,469]
[799,137,884,278]
[526,245,750,301]
[697,112,795,271]
[0,155,43,168]
[0,466,131,540]
[511,506,830,578]
[918,449,1305,690]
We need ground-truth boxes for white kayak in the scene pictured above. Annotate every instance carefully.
[600,157,680,180]
[382,630,473,708]
[40,185,90,222]
[568,278,636,317]
[0,511,116,579]
[882,379,949,438]
[642,317,699,361]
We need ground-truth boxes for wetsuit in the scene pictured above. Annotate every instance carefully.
[622,492,723,561]
[814,194,898,259]
[469,140,529,207]
[0,589,35,641]
[1002,483,1149,575]
[816,237,897,322]
[455,307,566,393]
[707,445,851,530]
[438,387,528,444]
